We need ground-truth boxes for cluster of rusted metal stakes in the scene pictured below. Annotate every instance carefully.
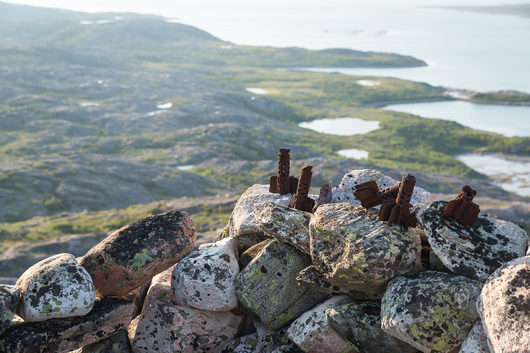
[268,148,480,228]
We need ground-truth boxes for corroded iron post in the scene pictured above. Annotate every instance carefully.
[441,185,480,226]
[312,184,332,213]
[269,148,298,195]
[379,174,417,229]
[353,180,400,208]
[289,164,315,212]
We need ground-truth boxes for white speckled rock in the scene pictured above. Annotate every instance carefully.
[381,271,482,353]
[254,202,311,254]
[421,201,528,281]
[477,256,529,353]
[172,237,239,311]
[332,169,430,207]
[16,253,95,322]
[459,321,491,353]
[287,295,356,353]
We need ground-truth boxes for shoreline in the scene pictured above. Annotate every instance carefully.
[363,96,453,108]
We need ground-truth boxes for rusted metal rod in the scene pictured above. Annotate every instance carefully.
[441,185,480,226]
[312,184,332,213]
[269,148,298,195]
[289,164,315,212]
[353,180,400,208]
[379,174,417,229]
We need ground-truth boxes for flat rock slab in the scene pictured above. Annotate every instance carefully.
[381,271,482,353]
[477,255,529,353]
[332,169,430,207]
[421,201,527,281]
[0,285,19,335]
[235,240,326,330]
[16,253,95,322]
[310,203,422,298]
[287,295,357,353]
[0,298,135,353]
[81,210,196,297]
[254,202,311,254]
[131,298,241,353]
[172,237,239,311]
[459,321,491,353]
[70,330,132,353]
[326,301,417,353]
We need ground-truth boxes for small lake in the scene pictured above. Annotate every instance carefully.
[383,100,530,137]
[246,87,268,95]
[457,154,530,197]
[299,117,380,136]
[177,165,195,171]
[337,149,369,160]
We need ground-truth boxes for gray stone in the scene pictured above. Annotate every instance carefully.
[219,333,263,353]
[254,320,301,353]
[310,203,422,298]
[0,284,19,335]
[325,301,417,353]
[332,169,430,207]
[254,202,311,254]
[235,240,326,330]
[381,271,482,353]
[69,330,132,353]
[16,253,95,322]
[240,239,273,269]
[0,298,135,353]
[421,201,528,281]
[477,255,529,353]
[172,237,239,311]
[459,321,491,353]
[286,295,357,353]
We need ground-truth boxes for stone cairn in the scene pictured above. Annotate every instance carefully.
[0,151,528,353]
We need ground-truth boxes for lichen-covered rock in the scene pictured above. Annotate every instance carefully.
[310,203,422,298]
[459,321,491,353]
[421,201,528,281]
[325,301,418,353]
[477,255,529,353]
[228,184,293,237]
[254,320,301,353]
[69,330,132,353]
[381,271,482,353]
[332,169,430,206]
[16,253,95,322]
[287,295,357,353]
[219,333,263,353]
[172,237,239,311]
[0,298,135,353]
[80,210,196,297]
[0,285,19,334]
[130,298,241,353]
[141,264,178,309]
[235,240,326,330]
[254,202,311,254]
[296,265,346,294]
[240,239,273,269]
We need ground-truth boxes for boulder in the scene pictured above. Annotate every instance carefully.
[240,239,273,269]
[235,240,326,330]
[254,202,311,254]
[228,184,292,238]
[459,321,491,353]
[325,301,417,353]
[0,284,19,334]
[142,264,178,309]
[296,265,346,294]
[80,210,196,297]
[286,295,357,353]
[332,169,430,207]
[310,203,422,298]
[254,320,301,353]
[477,255,529,353]
[0,298,135,353]
[130,298,241,353]
[69,330,132,353]
[421,201,527,281]
[381,271,482,353]
[16,253,95,322]
[219,333,263,353]
[172,237,239,311]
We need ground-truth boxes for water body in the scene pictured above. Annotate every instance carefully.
[337,149,369,160]
[246,88,268,95]
[384,100,530,137]
[299,117,380,136]
[177,165,195,171]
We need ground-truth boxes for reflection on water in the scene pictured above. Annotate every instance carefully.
[299,117,380,136]
[337,149,369,159]
[457,153,530,197]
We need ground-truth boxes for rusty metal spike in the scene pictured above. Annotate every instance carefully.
[312,184,332,213]
[289,164,315,212]
[269,148,298,195]
[354,180,400,208]
[379,174,417,229]
[441,185,480,226]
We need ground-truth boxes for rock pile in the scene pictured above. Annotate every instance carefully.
[0,169,528,353]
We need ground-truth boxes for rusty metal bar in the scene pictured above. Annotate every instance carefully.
[441,185,480,226]
[289,164,315,212]
[353,180,400,208]
[312,184,332,213]
[269,148,298,195]
[379,174,417,229]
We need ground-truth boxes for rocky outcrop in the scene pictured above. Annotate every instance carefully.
[16,253,95,322]
[477,255,529,353]
[421,201,527,281]
[80,210,196,297]
[381,271,482,353]
[0,285,19,335]
[309,203,422,298]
